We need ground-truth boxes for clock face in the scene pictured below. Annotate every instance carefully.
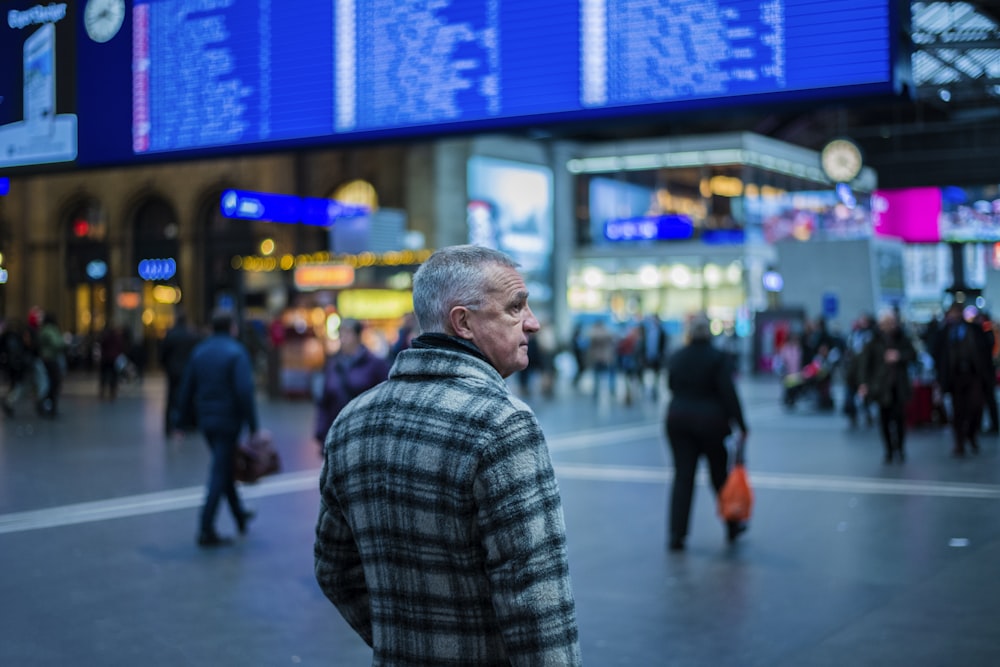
[84,0,126,43]
[821,139,863,183]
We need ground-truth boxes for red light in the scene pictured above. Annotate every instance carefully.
[73,219,90,238]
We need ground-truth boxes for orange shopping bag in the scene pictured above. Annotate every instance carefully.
[718,463,753,523]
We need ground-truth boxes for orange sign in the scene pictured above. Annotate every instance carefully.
[117,292,141,309]
[294,263,355,290]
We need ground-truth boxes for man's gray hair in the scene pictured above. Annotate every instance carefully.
[412,245,519,334]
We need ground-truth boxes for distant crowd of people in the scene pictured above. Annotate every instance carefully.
[773,304,1000,461]
[565,314,672,404]
[0,307,68,419]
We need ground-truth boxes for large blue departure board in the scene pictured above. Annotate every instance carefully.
[0,0,907,172]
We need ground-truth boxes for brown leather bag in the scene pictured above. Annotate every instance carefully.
[234,430,281,483]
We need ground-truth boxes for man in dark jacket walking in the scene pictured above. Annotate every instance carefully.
[175,309,259,547]
[665,313,749,551]
[935,304,992,457]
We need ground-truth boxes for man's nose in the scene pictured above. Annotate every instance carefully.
[524,308,540,332]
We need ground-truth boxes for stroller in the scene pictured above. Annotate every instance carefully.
[783,347,839,410]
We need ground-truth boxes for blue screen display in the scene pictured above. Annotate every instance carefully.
[0,0,904,172]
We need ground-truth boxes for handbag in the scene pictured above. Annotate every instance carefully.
[234,429,281,483]
[719,438,753,522]
[718,463,753,523]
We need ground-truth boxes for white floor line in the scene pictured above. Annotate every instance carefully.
[2,430,997,536]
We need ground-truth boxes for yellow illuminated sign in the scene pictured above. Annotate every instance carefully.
[338,290,413,320]
[294,264,356,290]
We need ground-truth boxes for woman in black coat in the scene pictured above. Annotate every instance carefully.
[665,314,748,552]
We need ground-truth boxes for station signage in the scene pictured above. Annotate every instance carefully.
[220,189,368,227]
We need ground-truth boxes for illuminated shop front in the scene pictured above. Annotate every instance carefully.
[236,248,428,396]
[567,132,877,345]
[567,254,754,338]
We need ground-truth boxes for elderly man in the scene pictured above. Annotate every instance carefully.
[315,245,581,666]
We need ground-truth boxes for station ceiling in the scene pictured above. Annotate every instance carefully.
[532,1,1000,190]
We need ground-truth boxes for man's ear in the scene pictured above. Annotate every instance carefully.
[449,306,475,340]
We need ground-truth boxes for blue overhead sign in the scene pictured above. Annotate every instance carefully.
[604,214,694,242]
[220,189,368,226]
[1,0,907,172]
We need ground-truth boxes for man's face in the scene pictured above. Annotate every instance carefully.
[464,265,540,378]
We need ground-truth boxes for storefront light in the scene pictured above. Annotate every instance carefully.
[567,287,603,310]
[703,263,722,287]
[582,267,605,288]
[726,262,743,284]
[638,265,659,287]
[709,175,744,197]
[325,313,342,339]
[152,285,181,304]
[670,265,692,287]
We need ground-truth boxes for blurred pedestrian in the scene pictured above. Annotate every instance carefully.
[641,313,669,399]
[843,313,875,428]
[315,245,581,665]
[37,312,67,418]
[665,313,749,551]
[174,309,259,547]
[159,311,200,435]
[617,320,643,405]
[857,309,917,463]
[312,318,389,445]
[570,322,587,388]
[936,304,991,457]
[0,320,33,417]
[536,319,558,398]
[586,318,616,400]
[975,310,999,434]
[388,311,418,362]
[98,323,126,401]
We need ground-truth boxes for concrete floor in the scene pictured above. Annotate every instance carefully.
[1,370,999,666]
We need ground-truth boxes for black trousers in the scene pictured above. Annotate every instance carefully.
[877,401,908,458]
[666,423,729,543]
[950,382,984,453]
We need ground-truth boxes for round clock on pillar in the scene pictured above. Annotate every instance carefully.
[820,138,864,183]
[84,0,126,43]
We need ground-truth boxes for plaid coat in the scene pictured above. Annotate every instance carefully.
[315,342,581,666]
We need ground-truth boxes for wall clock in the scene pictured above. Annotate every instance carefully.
[84,0,125,43]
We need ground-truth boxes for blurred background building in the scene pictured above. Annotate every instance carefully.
[1,0,999,386]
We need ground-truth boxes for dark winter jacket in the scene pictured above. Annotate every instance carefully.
[857,329,917,407]
[174,333,258,436]
[666,339,747,440]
